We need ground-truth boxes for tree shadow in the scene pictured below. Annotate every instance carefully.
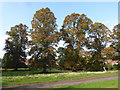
[33,71,64,74]
[2,69,66,76]
[2,69,35,77]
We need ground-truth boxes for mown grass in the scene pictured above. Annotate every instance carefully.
[56,79,119,88]
[2,70,118,86]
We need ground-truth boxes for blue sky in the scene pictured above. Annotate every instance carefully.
[0,2,118,58]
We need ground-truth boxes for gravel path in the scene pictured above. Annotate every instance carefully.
[3,74,118,89]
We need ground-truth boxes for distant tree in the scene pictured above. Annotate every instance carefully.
[3,23,28,70]
[29,8,59,73]
[60,13,92,71]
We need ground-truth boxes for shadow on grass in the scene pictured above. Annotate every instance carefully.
[33,71,64,74]
[2,69,68,77]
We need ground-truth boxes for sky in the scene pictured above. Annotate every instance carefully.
[0,2,118,58]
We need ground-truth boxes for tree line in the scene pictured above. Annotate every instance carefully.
[2,7,120,72]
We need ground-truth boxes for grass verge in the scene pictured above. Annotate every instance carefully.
[2,70,118,86]
[56,79,119,88]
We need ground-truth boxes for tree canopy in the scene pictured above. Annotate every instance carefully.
[29,8,59,72]
[3,23,28,70]
[3,7,119,72]
[59,13,93,71]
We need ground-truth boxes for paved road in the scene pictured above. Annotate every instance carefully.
[3,74,119,89]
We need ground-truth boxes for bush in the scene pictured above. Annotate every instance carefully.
[112,64,118,70]
[105,63,113,70]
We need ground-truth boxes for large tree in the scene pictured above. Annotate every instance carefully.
[3,23,28,70]
[60,13,92,71]
[29,8,59,73]
[110,24,120,60]
[87,22,111,71]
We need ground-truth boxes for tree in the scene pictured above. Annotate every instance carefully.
[3,23,28,70]
[102,47,117,59]
[57,47,65,69]
[87,22,111,71]
[60,13,93,71]
[29,8,59,73]
[110,24,120,60]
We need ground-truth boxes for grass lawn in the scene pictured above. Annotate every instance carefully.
[56,79,119,88]
[2,69,118,86]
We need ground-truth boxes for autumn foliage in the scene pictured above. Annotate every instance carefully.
[28,8,59,72]
[3,7,120,72]
[3,24,28,70]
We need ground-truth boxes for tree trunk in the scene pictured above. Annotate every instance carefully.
[14,67,18,71]
[43,67,47,73]
[42,57,47,73]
